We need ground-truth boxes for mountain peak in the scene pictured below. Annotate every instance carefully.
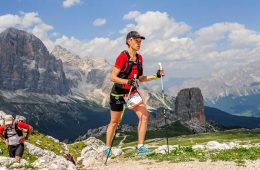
[51,45,84,68]
[0,28,69,95]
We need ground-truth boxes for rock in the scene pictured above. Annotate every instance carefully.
[0,110,7,125]
[25,142,56,157]
[32,155,76,170]
[25,142,76,169]
[155,145,178,154]
[0,156,28,167]
[192,141,245,150]
[192,144,205,149]
[175,88,206,125]
[206,141,230,150]
[111,148,123,156]
[77,137,122,168]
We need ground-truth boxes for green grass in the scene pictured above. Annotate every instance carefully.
[0,133,38,164]
[0,141,9,157]
[0,130,65,164]
[121,128,260,165]
[68,141,87,160]
[97,134,124,146]
[143,146,260,165]
[152,128,260,146]
[29,130,66,155]
[1,126,259,168]
[122,121,193,147]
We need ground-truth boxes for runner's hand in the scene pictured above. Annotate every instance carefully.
[127,78,137,86]
[156,69,165,78]
[19,137,26,143]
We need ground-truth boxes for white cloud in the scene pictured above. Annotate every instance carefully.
[0,12,54,50]
[52,11,260,79]
[0,14,20,31]
[123,11,141,20]
[1,10,260,81]
[55,35,123,61]
[93,18,107,26]
[63,0,80,8]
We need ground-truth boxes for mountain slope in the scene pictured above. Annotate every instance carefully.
[0,28,69,95]
[205,106,260,128]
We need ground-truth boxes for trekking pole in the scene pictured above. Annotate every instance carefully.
[158,62,169,154]
[105,74,137,165]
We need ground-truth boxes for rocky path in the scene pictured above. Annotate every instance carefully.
[89,158,260,170]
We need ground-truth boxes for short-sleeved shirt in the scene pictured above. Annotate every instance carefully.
[0,126,4,133]
[0,122,30,134]
[0,122,30,145]
[114,51,143,91]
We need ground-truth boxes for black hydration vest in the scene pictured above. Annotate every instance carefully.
[4,122,23,139]
[112,50,143,94]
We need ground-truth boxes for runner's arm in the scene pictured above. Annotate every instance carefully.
[24,125,33,140]
[0,133,5,142]
[138,75,155,82]
[17,122,33,140]
[111,67,129,84]
[139,69,165,82]
[0,127,8,144]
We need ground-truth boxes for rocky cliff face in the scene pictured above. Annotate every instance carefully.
[51,45,166,109]
[51,45,113,106]
[175,88,206,125]
[0,28,69,95]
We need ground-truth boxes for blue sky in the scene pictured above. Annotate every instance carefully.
[0,0,260,80]
[1,0,259,39]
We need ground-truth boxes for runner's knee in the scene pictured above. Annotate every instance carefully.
[139,111,149,122]
[109,121,119,128]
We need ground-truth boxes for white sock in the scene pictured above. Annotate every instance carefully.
[137,144,144,149]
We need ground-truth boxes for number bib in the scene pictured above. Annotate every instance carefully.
[126,93,143,109]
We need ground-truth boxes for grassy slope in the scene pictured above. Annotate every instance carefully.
[122,128,260,165]
[0,130,65,163]
[0,128,259,167]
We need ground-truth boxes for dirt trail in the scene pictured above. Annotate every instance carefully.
[88,158,260,170]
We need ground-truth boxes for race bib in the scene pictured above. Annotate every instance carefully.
[126,93,143,109]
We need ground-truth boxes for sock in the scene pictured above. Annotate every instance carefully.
[137,144,144,149]
[105,146,111,150]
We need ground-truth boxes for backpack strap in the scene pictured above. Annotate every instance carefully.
[3,121,23,139]
[118,50,143,79]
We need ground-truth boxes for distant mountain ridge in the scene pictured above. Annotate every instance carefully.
[170,59,260,117]
[205,106,260,129]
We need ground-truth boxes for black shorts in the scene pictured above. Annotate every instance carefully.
[8,143,24,158]
[109,93,125,111]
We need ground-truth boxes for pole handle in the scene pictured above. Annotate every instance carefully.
[158,62,163,70]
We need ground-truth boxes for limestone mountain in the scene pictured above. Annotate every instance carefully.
[0,27,69,95]
[51,45,168,110]
[51,45,112,106]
